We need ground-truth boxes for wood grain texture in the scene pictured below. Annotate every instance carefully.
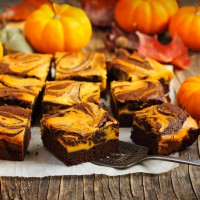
[1,1,200,200]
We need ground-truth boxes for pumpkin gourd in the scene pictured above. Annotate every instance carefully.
[169,6,200,50]
[114,0,178,35]
[24,3,92,53]
[177,76,200,121]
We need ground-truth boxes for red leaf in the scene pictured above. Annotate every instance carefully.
[82,0,118,26]
[136,31,191,69]
[0,0,50,21]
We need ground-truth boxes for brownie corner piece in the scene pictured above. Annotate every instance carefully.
[130,103,200,155]
[0,105,32,161]
[40,102,119,166]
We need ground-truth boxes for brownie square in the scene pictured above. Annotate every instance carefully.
[42,80,101,114]
[0,75,44,110]
[107,54,173,93]
[0,53,53,82]
[54,52,107,92]
[131,103,200,155]
[110,80,167,127]
[40,102,119,166]
[0,105,32,161]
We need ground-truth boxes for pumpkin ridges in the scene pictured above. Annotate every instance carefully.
[41,19,65,53]
[114,0,141,32]
[24,3,92,53]
[60,17,86,52]
[187,16,200,49]
[186,90,200,120]
[159,0,178,16]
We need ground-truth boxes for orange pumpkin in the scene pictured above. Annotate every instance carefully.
[177,75,200,121]
[24,3,92,53]
[114,0,178,35]
[169,6,200,50]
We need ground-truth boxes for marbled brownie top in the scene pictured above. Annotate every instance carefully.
[107,54,173,83]
[43,80,100,106]
[0,75,44,108]
[0,53,52,82]
[110,80,166,103]
[41,103,119,137]
[54,52,107,91]
[133,103,198,135]
[0,105,31,146]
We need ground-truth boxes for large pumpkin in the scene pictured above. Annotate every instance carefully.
[114,0,178,35]
[169,6,200,50]
[177,75,200,121]
[24,3,92,53]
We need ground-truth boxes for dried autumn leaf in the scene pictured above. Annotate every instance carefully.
[0,0,50,21]
[82,0,118,26]
[136,32,191,69]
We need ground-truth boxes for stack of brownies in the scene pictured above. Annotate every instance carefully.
[0,51,199,165]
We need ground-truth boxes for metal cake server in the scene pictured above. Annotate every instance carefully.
[92,141,200,169]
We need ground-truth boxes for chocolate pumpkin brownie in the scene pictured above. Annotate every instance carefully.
[41,103,119,166]
[131,103,200,155]
[0,105,32,161]
[0,74,44,109]
[0,53,53,82]
[42,80,101,114]
[107,54,173,93]
[110,80,167,127]
[54,52,107,92]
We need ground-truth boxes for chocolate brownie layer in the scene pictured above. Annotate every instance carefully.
[41,102,119,166]
[107,54,173,93]
[0,53,53,82]
[42,80,101,114]
[131,103,200,155]
[0,105,32,161]
[110,80,167,127]
[54,52,107,92]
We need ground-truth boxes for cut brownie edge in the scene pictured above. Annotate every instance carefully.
[42,129,118,166]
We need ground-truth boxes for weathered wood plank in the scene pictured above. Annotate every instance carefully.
[83,175,95,200]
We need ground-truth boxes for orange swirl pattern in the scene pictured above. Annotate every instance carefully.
[43,80,100,113]
[0,53,52,82]
[54,52,107,91]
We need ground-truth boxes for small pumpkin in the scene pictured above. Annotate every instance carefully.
[114,0,178,35]
[24,3,92,53]
[169,6,200,50]
[177,75,200,121]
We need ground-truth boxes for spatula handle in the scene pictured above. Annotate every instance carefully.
[145,156,200,166]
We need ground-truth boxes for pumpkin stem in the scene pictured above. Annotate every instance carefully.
[195,0,200,14]
[48,0,57,16]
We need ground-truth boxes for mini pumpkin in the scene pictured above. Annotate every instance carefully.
[24,3,92,53]
[177,75,200,121]
[114,0,178,35]
[169,6,200,50]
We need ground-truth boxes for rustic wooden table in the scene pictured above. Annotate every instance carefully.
[1,1,200,199]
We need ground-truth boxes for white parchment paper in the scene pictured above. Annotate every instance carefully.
[0,65,179,177]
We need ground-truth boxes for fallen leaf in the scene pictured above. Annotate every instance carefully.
[136,31,191,69]
[0,0,50,22]
[82,0,118,26]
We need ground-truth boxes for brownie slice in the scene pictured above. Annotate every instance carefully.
[0,53,53,82]
[110,80,167,127]
[41,103,119,166]
[0,75,44,110]
[107,54,173,93]
[131,103,200,155]
[42,80,101,114]
[54,52,107,92]
[0,105,32,161]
